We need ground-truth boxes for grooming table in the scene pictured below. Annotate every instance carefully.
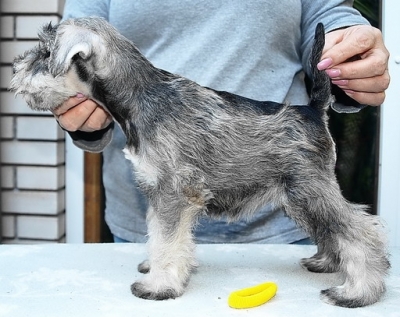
[0,243,398,317]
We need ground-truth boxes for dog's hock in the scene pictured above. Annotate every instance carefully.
[50,24,101,77]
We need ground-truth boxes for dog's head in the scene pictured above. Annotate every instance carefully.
[9,18,115,111]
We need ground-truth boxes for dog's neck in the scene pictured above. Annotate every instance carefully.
[86,42,180,150]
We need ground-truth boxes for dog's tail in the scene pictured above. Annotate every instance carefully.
[308,23,334,111]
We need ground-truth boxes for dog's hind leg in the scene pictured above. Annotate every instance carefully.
[131,202,199,300]
[318,204,390,308]
[284,177,389,308]
[300,240,340,273]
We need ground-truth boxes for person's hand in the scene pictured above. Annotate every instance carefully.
[317,25,390,106]
[53,94,113,132]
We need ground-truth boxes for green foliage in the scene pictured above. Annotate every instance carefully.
[354,0,379,26]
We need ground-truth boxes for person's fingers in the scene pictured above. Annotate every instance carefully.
[321,25,387,68]
[79,106,113,132]
[52,93,87,116]
[331,69,390,94]
[325,54,388,81]
[338,89,386,107]
[56,99,98,131]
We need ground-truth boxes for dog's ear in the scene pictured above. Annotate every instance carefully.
[49,23,101,77]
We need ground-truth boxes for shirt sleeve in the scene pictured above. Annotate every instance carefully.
[63,0,109,20]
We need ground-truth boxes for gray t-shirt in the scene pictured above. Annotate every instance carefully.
[63,0,368,243]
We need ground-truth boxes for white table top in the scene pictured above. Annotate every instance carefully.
[0,243,399,317]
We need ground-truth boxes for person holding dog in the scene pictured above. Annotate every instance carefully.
[54,1,389,244]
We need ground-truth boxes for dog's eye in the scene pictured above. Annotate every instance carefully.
[44,51,50,59]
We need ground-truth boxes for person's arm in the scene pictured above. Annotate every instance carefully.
[301,0,389,107]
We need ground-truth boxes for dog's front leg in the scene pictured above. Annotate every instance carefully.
[131,204,198,300]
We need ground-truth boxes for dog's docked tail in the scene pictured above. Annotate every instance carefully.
[308,23,334,111]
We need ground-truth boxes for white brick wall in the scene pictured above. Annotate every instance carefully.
[0,66,13,88]
[2,0,65,15]
[16,117,64,140]
[1,215,15,238]
[1,190,65,215]
[1,141,65,165]
[1,93,41,114]
[16,16,61,38]
[0,116,14,139]
[17,214,65,239]
[1,166,14,189]
[0,16,14,38]
[0,0,67,243]
[17,166,65,190]
[0,41,39,63]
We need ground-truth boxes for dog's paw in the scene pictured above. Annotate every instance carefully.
[320,285,384,308]
[131,281,179,300]
[320,287,364,308]
[300,254,339,273]
[138,260,150,274]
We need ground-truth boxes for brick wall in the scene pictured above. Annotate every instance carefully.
[0,0,66,243]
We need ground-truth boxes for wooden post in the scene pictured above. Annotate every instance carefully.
[84,152,103,243]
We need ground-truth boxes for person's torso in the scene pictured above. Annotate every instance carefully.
[108,0,306,103]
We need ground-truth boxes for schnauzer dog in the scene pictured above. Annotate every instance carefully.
[10,17,389,308]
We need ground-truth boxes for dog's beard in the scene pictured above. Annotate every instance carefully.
[11,58,89,111]
[11,74,68,111]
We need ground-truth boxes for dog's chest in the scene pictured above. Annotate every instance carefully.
[122,147,158,186]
